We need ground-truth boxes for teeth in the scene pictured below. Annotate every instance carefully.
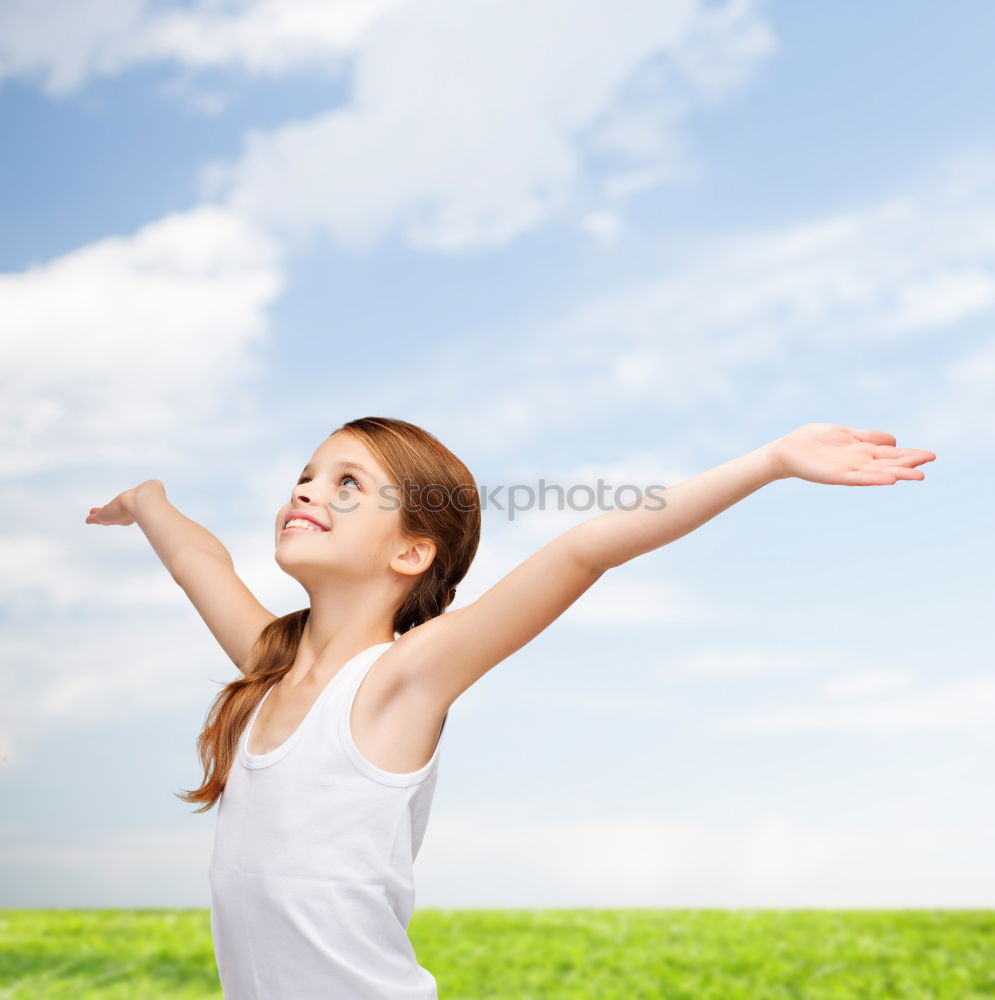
[285,518,325,532]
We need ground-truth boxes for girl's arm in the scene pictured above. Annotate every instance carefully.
[398,424,936,710]
[86,480,229,573]
[569,438,777,573]
[86,480,277,673]
[571,422,935,573]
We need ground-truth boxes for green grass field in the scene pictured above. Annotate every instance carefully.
[1,908,993,999]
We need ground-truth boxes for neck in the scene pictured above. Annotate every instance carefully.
[285,585,397,686]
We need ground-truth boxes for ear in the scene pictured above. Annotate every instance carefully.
[389,537,438,579]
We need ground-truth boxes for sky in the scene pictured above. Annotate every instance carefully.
[1,0,993,910]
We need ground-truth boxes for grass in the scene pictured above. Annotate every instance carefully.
[1,908,993,998]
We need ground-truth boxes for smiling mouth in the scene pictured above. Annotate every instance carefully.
[282,518,329,534]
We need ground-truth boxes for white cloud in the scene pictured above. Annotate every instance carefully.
[923,329,995,448]
[711,675,995,734]
[667,648,841,678]
[0,824,211,875]
[0,533,182,611]
[392,151,995,456]
[419,807,995,906]
[132,0,408,75]
[0,0,143,97]
[822,670,910,700]
[0,0,407,97]
[875,268,995,334]
[557,176,995,374]
[0,824,215,907]
[0,611,233,769]
[6,0,773,249]
[517,688,674,715]
[561,575,706,625]
[580,210,624,246]
[449,502,707,627]
[206,0,775,251]
[0,203,284,477]
[6,804,994,907]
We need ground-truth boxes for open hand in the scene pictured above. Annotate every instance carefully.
[85,480,164,525]
[770,423,936,485]
[85,488,139,525]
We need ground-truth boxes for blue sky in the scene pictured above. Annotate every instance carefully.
[1,0,993,909]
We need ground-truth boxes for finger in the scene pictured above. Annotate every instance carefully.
[862,464,925,481]
[845,427,897,446]
[873,446,933,459]
[876,451,935,467]
[896,449,936,463]
[867,454,930,470]
[844,468,898,485]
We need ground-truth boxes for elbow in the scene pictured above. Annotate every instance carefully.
[564,525,613,578]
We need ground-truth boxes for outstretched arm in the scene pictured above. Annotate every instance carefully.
[86,480,230,574]
[86,481,277,673]
[572,423,936,573]
[399,424,936,709]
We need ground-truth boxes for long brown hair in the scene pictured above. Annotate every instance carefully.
[175,416,481,813]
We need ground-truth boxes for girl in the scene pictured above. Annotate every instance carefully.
[85,416,935,998]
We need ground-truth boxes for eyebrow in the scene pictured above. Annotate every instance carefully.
[301,460,377,482]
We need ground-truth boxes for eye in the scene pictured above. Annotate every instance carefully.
[296,472,360,488]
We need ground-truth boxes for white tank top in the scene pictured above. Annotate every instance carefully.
[208,641,448,999]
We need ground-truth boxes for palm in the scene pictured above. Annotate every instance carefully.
[772,423,936,486]
[85,490,136,526]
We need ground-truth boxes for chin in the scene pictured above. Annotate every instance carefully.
[274,547,306,573]
[275,546,327,578]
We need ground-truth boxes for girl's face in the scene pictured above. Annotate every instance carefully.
[274,431,406,585]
